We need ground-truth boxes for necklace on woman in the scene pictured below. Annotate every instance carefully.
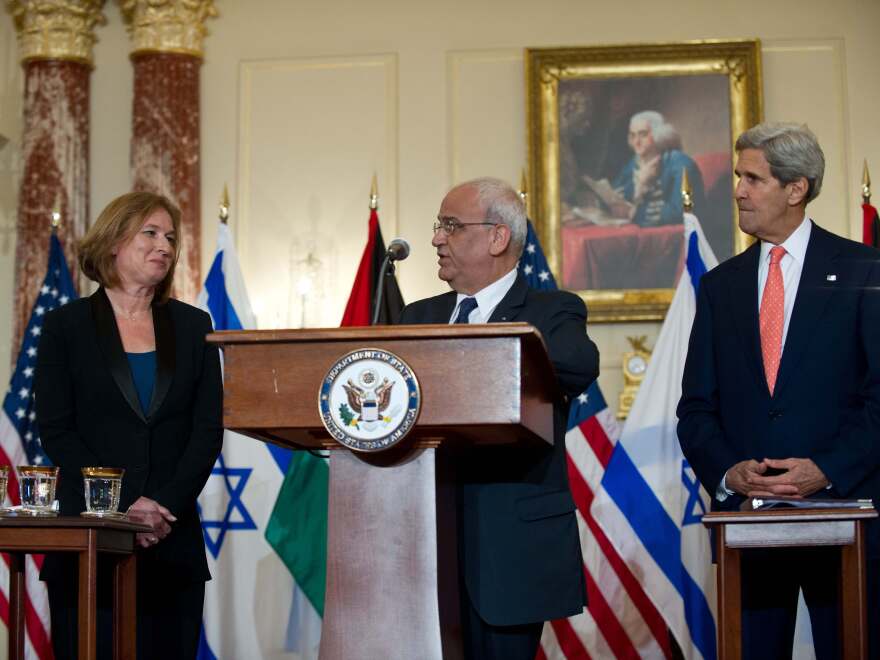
[112,304,150,321]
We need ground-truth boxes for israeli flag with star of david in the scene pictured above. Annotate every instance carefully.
[196,222,319,660]
[590,214,719,660]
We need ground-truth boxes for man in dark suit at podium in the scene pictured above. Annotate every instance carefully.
[399,177,599,659]
[677,122,880,658]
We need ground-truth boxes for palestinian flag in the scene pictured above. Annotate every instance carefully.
[340,207,405,325]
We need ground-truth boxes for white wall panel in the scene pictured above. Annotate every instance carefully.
[447,49,524,186]
[763,39,851,237]
[238,54,398,329]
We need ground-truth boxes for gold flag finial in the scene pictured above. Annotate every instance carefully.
[369,174,378,210]
[863,160,872,204]
[50,208,61,232]
[518,168,528,202]
[219,184,229,224]
[681,167,693,213]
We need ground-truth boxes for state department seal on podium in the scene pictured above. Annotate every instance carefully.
[318,348,421,452]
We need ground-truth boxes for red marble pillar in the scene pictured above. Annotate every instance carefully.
[14,60,90,354]
[130,52,202,303]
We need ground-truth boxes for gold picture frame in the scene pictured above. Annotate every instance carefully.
[526,40,762,322]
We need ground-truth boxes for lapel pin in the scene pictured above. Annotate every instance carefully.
[826,274,837,282]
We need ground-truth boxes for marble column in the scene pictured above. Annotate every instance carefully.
[119,0,217,303]
[6,0,105,357]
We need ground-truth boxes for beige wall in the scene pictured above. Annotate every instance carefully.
[2,0,880,412]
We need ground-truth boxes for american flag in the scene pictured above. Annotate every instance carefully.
[0,232,76,659]
[518,221,671,659]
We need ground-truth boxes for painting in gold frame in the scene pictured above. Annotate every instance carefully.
[526,40,762,322]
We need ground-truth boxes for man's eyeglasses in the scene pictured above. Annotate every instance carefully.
[433,217,496,236]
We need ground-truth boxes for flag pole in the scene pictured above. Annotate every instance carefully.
[369,174,388,325]
[863,160,871,205]
[518,167,528,203]
[681,167,693,214]
[369,173,378,211]
[50,196,61,233]
[219,184,230,224]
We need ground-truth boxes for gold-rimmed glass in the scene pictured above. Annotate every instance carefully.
[17,465,59,514]
[81,467,124,517]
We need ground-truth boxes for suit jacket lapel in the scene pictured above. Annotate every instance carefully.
[90,289,146,423]
[488,273,528,322]
[726,244,766,391]
[773,224,837,396]
[427,292,458,323]
[147,302,175,419]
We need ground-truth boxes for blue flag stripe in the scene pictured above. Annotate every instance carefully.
[686,230,708,297]
[602,439,717,660]
[204,254,244,332]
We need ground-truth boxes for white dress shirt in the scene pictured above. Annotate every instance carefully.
[718,216,813,501]
[756,216,812,350]
[448,268,518,324]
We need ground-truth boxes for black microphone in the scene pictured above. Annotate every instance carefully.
[372,238,409,325]
[386,238,410,261]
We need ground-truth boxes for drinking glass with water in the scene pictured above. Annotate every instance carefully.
[81,467,124,517]
[16,466,59,515]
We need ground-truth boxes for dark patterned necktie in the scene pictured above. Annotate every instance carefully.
[453,297,478,324]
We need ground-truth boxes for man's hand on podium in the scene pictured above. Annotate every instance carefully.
[127,496,177,548]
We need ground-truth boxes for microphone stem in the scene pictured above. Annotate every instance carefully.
[371,255,395,325]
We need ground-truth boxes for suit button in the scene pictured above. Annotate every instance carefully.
[768,409,783,420]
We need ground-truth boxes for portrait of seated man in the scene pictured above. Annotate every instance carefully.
[560,108,715,290]
[607,110,706,227]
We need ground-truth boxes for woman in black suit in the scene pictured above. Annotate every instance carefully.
[35,191,223,659]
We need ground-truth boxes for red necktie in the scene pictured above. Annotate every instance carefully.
[760,246,786,394]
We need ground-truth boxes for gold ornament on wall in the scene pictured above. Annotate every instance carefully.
[6,0,107,65]
[618,335,652,420]
[117,0,218,58]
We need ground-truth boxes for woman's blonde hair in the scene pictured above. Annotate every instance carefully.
[79,192,182,304]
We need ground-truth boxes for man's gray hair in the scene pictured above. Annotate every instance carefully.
[630,110,682,152]
[460,177,527,256]
[735,122,825,204]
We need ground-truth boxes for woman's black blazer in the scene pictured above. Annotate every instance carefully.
[35,288,223,582]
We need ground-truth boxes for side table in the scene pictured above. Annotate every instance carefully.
[702,506,877,660]
[0,516,151,660]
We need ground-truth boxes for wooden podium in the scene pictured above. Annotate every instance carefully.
[703,505,878,660]
[208,324,559,660]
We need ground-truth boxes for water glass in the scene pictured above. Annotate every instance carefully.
[17,466,59,513]
[82,467,124,516]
